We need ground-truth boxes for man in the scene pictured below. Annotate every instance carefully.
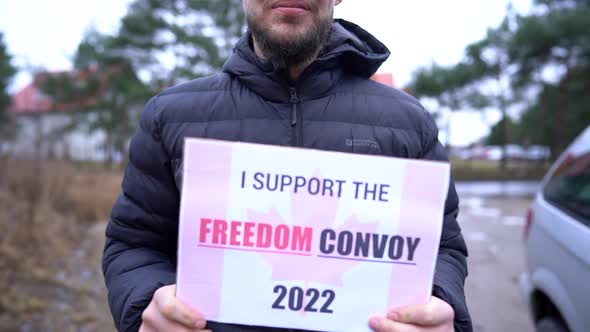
[103,0,472,331]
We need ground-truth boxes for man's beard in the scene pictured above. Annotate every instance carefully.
[246,12,333,70]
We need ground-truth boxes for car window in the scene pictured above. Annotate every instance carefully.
[543,129,590,226]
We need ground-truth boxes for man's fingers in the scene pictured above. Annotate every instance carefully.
[388,304,441,326]
[155,319,202,332]
[369,316,420,332]
[157,295,203,328]
[142,303,204,332]
[165,320,204,332]
[154,285,205,329]
[388,296,454,326]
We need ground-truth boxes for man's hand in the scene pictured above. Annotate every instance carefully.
[139,284,211,332]
[369,296,454,332]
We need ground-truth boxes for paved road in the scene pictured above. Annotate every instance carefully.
[459,195,535,332]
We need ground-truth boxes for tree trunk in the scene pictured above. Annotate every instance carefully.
[445,110,452,149]
[499,98,508,171]
[556,65,570,155]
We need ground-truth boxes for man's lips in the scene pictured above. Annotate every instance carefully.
[271,0,311,10]
[271,0,311,15]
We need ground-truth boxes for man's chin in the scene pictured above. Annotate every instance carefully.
[268,27,311,45]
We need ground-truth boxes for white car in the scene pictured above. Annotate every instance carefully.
[520,126,590,332]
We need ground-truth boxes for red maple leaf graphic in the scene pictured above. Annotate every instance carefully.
[247,176,380,288]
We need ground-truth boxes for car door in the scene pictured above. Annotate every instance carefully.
[531,126,590,332]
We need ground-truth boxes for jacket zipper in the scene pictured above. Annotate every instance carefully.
[289,87,301,146]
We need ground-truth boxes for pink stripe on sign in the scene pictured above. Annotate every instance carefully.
[177,140,233,319]
[387,160,447,310]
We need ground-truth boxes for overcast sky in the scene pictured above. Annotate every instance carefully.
[0,0,533,146]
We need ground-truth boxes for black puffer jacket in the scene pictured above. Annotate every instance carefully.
[103,19,472,332]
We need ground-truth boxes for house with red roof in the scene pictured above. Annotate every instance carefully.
[6,71,113,162]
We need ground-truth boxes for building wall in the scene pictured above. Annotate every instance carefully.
[3,112,111,162]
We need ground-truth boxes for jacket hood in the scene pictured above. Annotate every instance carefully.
[318,19,390,77]
[223,19,390,102]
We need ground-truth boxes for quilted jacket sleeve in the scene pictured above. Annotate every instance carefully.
[102,97,179,332]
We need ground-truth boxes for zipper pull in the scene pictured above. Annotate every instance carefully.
[289,87,298,126]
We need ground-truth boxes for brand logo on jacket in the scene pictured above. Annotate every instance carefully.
[345,138,379,150]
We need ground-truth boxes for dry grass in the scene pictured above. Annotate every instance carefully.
[0,158,122,221]
[0,159,121,268]
[67,165,123,222]
[0,158,122,331]
[451,159,551,181]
